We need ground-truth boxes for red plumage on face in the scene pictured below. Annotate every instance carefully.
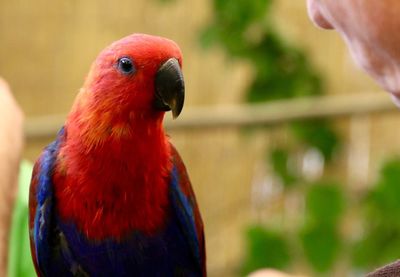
[88,34,182,115]
[52,34,184,240]
[74,34,183,129]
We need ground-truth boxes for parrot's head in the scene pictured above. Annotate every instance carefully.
[69,34,184,141]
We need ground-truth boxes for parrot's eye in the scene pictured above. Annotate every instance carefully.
[117,57,135,75]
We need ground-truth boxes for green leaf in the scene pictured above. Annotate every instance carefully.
[269,148,298,187]
[214,0,272,31]
[8,161,36,277]
[305,182,345,227]
[290,120,339,161]
[240,225,291,276]
[353,227,400,269]
[300,226,341,273]
[352,157,400,269]
[199,25,220,49]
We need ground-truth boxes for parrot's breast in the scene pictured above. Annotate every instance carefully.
[53,124,173,240]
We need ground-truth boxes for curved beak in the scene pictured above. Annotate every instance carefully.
[154,58,185,119]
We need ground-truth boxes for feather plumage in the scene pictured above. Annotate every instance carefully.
[29,34,205,276]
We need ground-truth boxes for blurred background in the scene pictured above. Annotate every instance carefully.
[2,0,400,276]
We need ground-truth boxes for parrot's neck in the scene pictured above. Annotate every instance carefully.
[53,113,173,240]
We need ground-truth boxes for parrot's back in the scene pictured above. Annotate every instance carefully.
[29,128,205,277]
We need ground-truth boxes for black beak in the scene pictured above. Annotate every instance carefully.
[154,58,185,119]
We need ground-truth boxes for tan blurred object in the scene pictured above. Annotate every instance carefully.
[0,78,23,276]
[24,93,396,139]
[248,269,306,277]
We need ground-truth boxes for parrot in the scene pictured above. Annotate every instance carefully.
[28,34,206,277]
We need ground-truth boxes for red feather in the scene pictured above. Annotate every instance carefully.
[51,34,183,240]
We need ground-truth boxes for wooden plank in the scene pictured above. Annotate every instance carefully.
[25,92,398,139]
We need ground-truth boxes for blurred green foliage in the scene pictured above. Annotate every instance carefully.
[300,183,345,272]
[201,0,339,161]
[300,227,341,273]
[269,148,297,187]
[200,0,351,275]
[353,158,400,270]
[291,120,339,161]
[240,226,291,276]
[8,161,35,277]
[304,182,345,228]
[240,182,346,275]
[201,0,345,274]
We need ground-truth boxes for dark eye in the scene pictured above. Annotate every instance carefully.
[117,57,135,74]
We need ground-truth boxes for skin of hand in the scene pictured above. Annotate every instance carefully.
[0,77,23,276]
[248,269,305,277]
[307,0,400,106]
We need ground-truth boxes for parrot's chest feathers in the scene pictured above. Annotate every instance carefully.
[54,131,173,240]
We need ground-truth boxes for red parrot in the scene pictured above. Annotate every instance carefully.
[29,34,206,276]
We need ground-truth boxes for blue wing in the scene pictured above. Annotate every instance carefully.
[29,128,62,275]
[29,128,83,276]
[169,144,206,276]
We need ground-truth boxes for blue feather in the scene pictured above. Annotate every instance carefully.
[30,128,204,276]
[170,166,201,264]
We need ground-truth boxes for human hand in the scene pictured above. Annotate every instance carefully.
[248,269,306,277]
[0,77,24,166]
[0,77,23,275]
